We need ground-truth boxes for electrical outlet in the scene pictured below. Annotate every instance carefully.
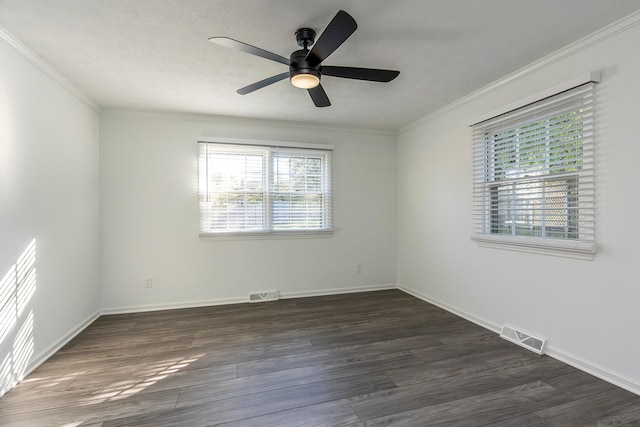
[357,264,363,274]
[144,278,152,288]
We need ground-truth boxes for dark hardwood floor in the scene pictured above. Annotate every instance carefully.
[1,290,639,426]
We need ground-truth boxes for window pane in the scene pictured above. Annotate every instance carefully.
[201,150,266,232]
[201,193,265,231]
[490,177,578,239]
[208,153,264,192]
[273,194,324,229]
[272,154,327,230]
[548,110,584,174]
[490,110,585,182]
[544,178,579,239]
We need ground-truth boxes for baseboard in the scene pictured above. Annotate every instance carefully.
[545,346,640,396]
[398,284,640,397]
[101,284,398,315]
[280,283,397,299]
[0,309,101,397]
[398,284,501,334]
[100,296,247,315]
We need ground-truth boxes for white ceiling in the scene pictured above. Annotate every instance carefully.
[1,0,640,131]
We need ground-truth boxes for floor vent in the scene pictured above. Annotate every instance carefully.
[500,325,546,355]
[249,290,279,303]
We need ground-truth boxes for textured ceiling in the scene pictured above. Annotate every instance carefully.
[1,0,640,131]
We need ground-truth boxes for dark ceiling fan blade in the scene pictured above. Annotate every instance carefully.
[306,10,357,66]
[322,66,400,82]
[237,72,289,95]
[308,84,331,107]
[209,37,291,66]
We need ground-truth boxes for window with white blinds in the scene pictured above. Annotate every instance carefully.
[199,141,332,236]
[471,81,597,259]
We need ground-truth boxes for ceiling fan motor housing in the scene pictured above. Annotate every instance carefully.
[289,49,321,81]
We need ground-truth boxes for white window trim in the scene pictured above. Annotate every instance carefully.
[199,229,334,241]
[473,235,596,260]
[470,73,599,260]
[198,137,334,240]
[198,136,334,151]
[468,72,601,126]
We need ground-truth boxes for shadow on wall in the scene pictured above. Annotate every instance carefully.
[0,239,36,395]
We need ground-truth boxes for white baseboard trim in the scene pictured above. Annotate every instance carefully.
[398,284,640,397]
[100,296,247,315]
[1,309,101,397]
[398,284,501,334]
[545,346,640,396]
[280,283,397,299]
[101,284,398,315]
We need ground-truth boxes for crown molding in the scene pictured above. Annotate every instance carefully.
[0,24,100,113]
[398,9,640,135]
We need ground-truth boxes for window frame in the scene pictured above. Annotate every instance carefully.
[470,75,598,260]
[198,137,333,239]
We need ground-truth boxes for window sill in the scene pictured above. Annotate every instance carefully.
[472,234,596,260]
[200,229,334,241]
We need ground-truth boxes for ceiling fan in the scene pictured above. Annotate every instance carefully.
[209,10,400,107]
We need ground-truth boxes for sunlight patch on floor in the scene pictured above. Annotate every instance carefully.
[80,354,204,404]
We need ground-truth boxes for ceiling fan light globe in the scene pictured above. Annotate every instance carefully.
[291,73,320,89]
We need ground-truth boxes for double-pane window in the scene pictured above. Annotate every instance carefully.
[471,82,596,257]
[199,142,332,236]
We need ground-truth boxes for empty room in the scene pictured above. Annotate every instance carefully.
[1,1,640,425]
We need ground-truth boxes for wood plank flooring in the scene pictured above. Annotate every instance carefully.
[1,289,639,426]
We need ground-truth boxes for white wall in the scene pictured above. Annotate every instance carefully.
[99,112,397,311]
[397,16,640,392]
[0,37,100,395]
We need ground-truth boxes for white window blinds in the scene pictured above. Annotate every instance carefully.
[271,149,331,231]
[471,82,596,258]
[199,141,332,236]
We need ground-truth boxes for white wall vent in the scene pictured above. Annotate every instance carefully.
[248,290,279,303]
[500,325,546,355]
